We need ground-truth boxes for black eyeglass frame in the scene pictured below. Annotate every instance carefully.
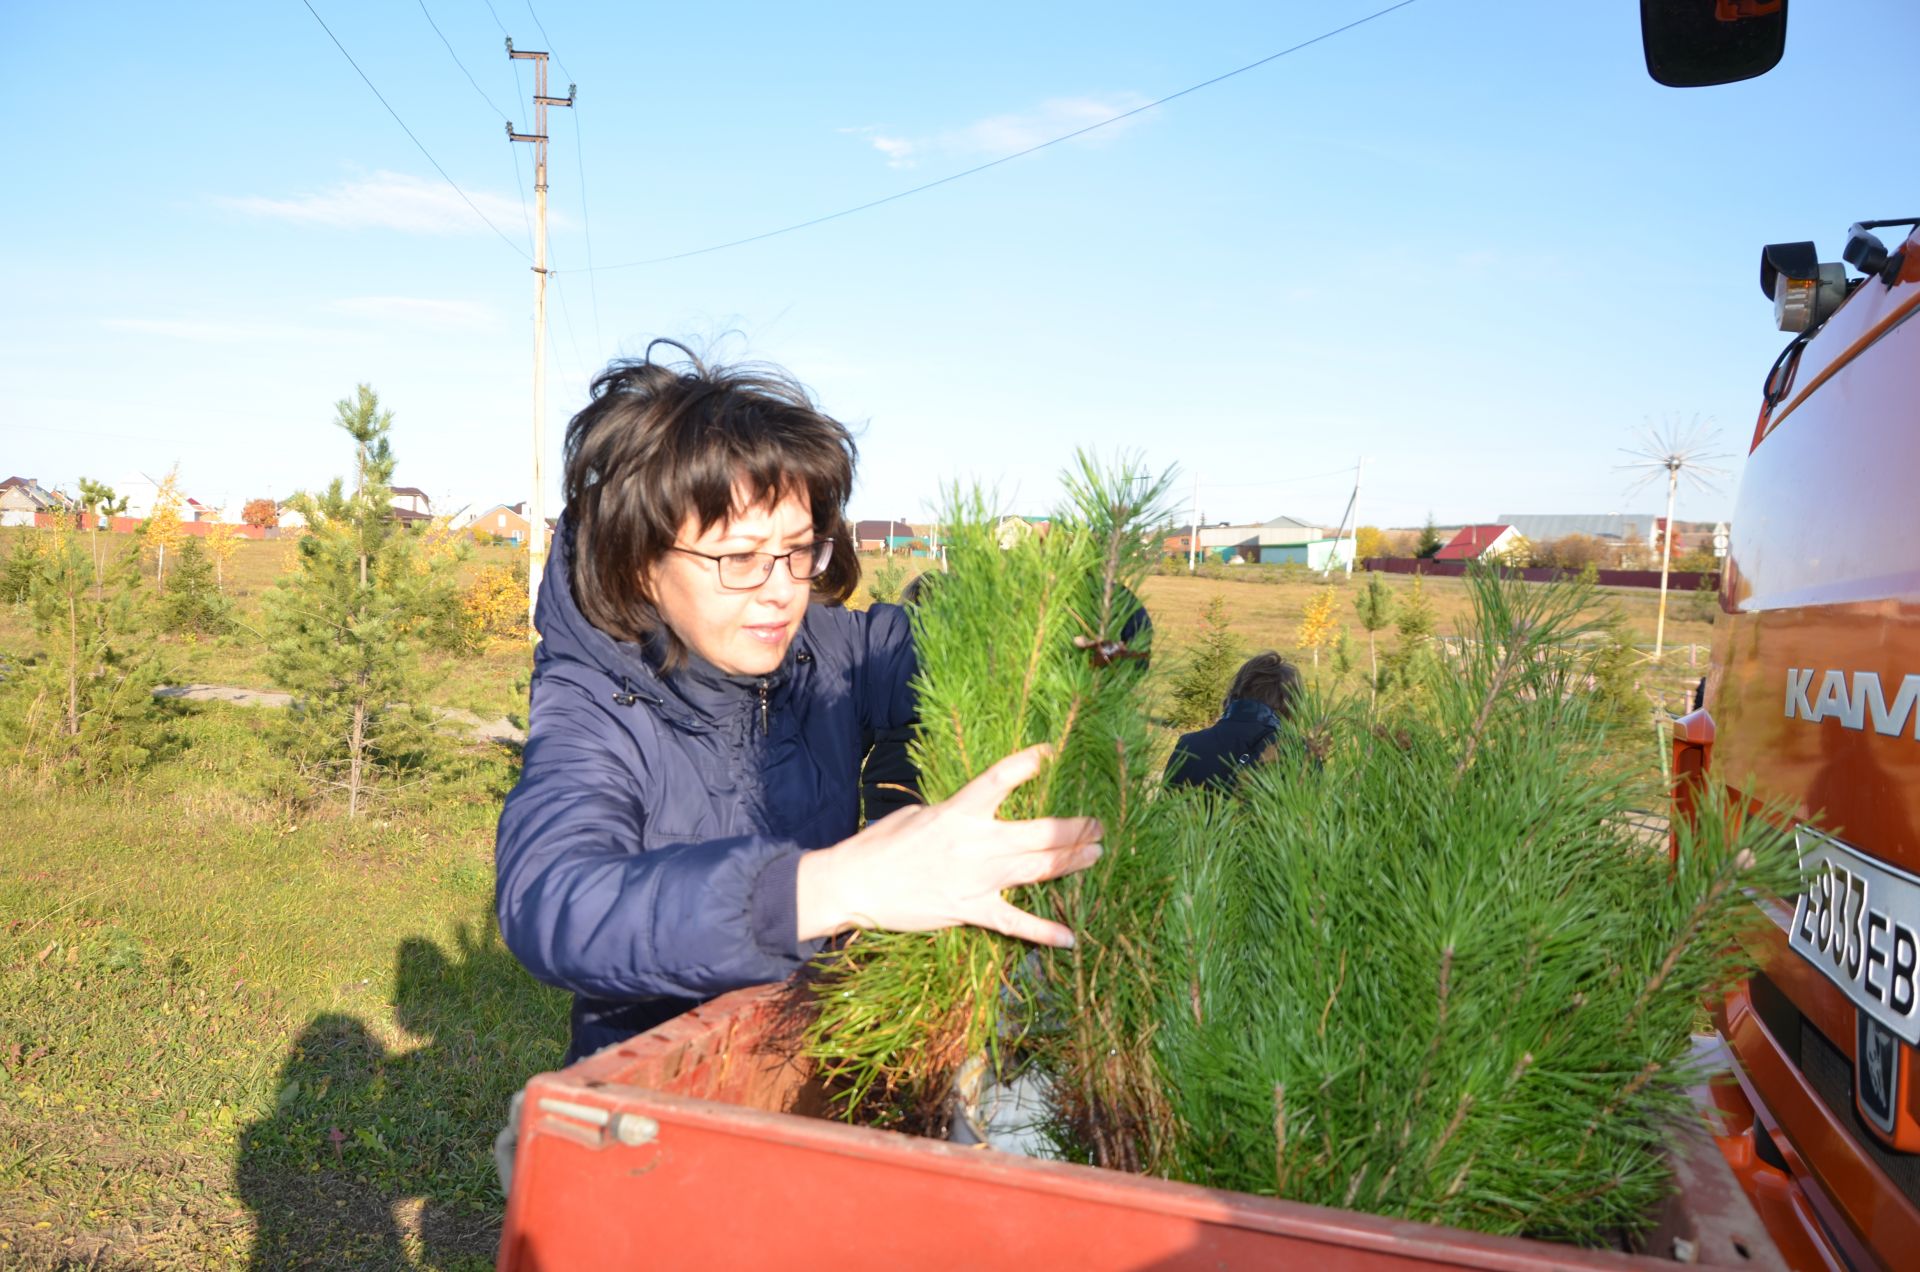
[668,539,834,591]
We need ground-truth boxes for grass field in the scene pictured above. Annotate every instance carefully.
[0,529,1711,1267]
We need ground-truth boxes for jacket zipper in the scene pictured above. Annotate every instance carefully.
[757,678,770,735]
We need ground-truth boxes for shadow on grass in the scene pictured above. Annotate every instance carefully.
[237,917,566,1270]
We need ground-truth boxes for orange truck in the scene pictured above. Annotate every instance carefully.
[1672,211,1920,1269]
[1647,3,1920,1265]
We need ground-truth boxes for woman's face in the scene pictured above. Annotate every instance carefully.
[648,484,817,677]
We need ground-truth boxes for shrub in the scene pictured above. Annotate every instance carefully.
[462,563,530,644]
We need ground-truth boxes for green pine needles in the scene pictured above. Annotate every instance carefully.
[803,454,1174,1133]
[1155,572,1795,1242]
[263,385,463,817]
[3,524,160,780]
[801,461,1794,1249]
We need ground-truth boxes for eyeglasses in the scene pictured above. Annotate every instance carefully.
[670,539,834,591]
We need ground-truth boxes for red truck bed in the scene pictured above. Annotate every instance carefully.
[498,984,1787,1270]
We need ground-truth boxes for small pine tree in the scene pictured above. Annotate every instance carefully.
[867,557,908,605]
[77,477,128,589]
[1329,627,1357,681]
[4,525,159,777]
[1589,605,1649,727]
[1166,596,1242,729]
[263,385,460,817]
[159,537,229,634]
[1396,575,1436,641]
[3,530,46,604]
[1352,571,1397,694]
[1685,571,1720,625]
[1382,575,1440,696]
[1295,588,1338,670]
[1415,514,1443,560]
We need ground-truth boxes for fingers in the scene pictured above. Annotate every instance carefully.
[975,897,1076,949]
[999,839,1104,888]
[996,815,1103,853]
[947,743,1053,816]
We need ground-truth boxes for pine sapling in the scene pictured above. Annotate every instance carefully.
[263,385,458,817]
[1166,596,1240,729]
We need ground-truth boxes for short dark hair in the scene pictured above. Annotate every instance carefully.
[562,340,860,655]
[1226,651,1301,720]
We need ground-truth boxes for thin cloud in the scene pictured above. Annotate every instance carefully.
[847,93,1155,170]
[102,317,318,344]
[329,296,498,331]
[217,171,558,236]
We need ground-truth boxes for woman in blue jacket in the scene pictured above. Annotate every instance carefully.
[496,343,1104,1062]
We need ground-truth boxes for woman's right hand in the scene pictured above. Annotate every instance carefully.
[795,743,1103,949]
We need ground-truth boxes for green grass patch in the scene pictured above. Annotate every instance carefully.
[0,702,566,1269]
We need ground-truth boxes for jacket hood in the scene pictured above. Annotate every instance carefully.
[535,514,798,729]
[1222,696,1284,735]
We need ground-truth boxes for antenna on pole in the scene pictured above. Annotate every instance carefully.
[507,38,575,634]
[1620,415,1728,661]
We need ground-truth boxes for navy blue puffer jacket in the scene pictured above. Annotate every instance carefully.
[496,518,916,1061]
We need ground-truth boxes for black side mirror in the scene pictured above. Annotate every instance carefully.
[1641,0,1788,87]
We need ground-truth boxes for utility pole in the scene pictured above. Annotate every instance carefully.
[1187,472,1200,574]
[507,39,574,630]
[1323,457,1363,579]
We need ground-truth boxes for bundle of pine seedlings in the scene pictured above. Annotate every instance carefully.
[1146,569,1798,1244]
[802,454,1173,1144]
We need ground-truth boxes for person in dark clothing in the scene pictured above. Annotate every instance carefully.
[1164,651,1302,792]
[859,572,1153,824]
[494,342,1105,1063]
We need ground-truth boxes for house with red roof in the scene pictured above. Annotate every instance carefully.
[1435,523,1521,561]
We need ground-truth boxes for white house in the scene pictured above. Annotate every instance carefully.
[116,471,203,522]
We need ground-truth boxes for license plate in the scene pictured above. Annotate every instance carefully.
[1788,828,1920,1046]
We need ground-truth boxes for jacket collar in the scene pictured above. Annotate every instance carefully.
[639,628,796,727]
[1222,697,1283,735]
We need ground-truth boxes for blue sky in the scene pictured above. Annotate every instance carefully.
[5,0,1913,531]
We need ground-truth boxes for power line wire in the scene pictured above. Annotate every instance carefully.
[522,0,574,80]
[561,0,1421,275]
[295,0,530,261]
[568,109,605,355]
[407,0,536,251]
[416,0,512,120]
[480,0,513,39]
[544,242,593,383]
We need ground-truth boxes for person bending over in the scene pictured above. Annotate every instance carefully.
[1163,651,1301,793]
[495,341,1103,1063]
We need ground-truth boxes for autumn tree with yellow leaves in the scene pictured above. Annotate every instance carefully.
[142,469,187,586]
[1295,586,1339,670]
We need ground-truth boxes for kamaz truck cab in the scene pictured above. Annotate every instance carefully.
[1669,219,1920,1271]
[1643,4,1920,1263]
[1672,214,1920,1270]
